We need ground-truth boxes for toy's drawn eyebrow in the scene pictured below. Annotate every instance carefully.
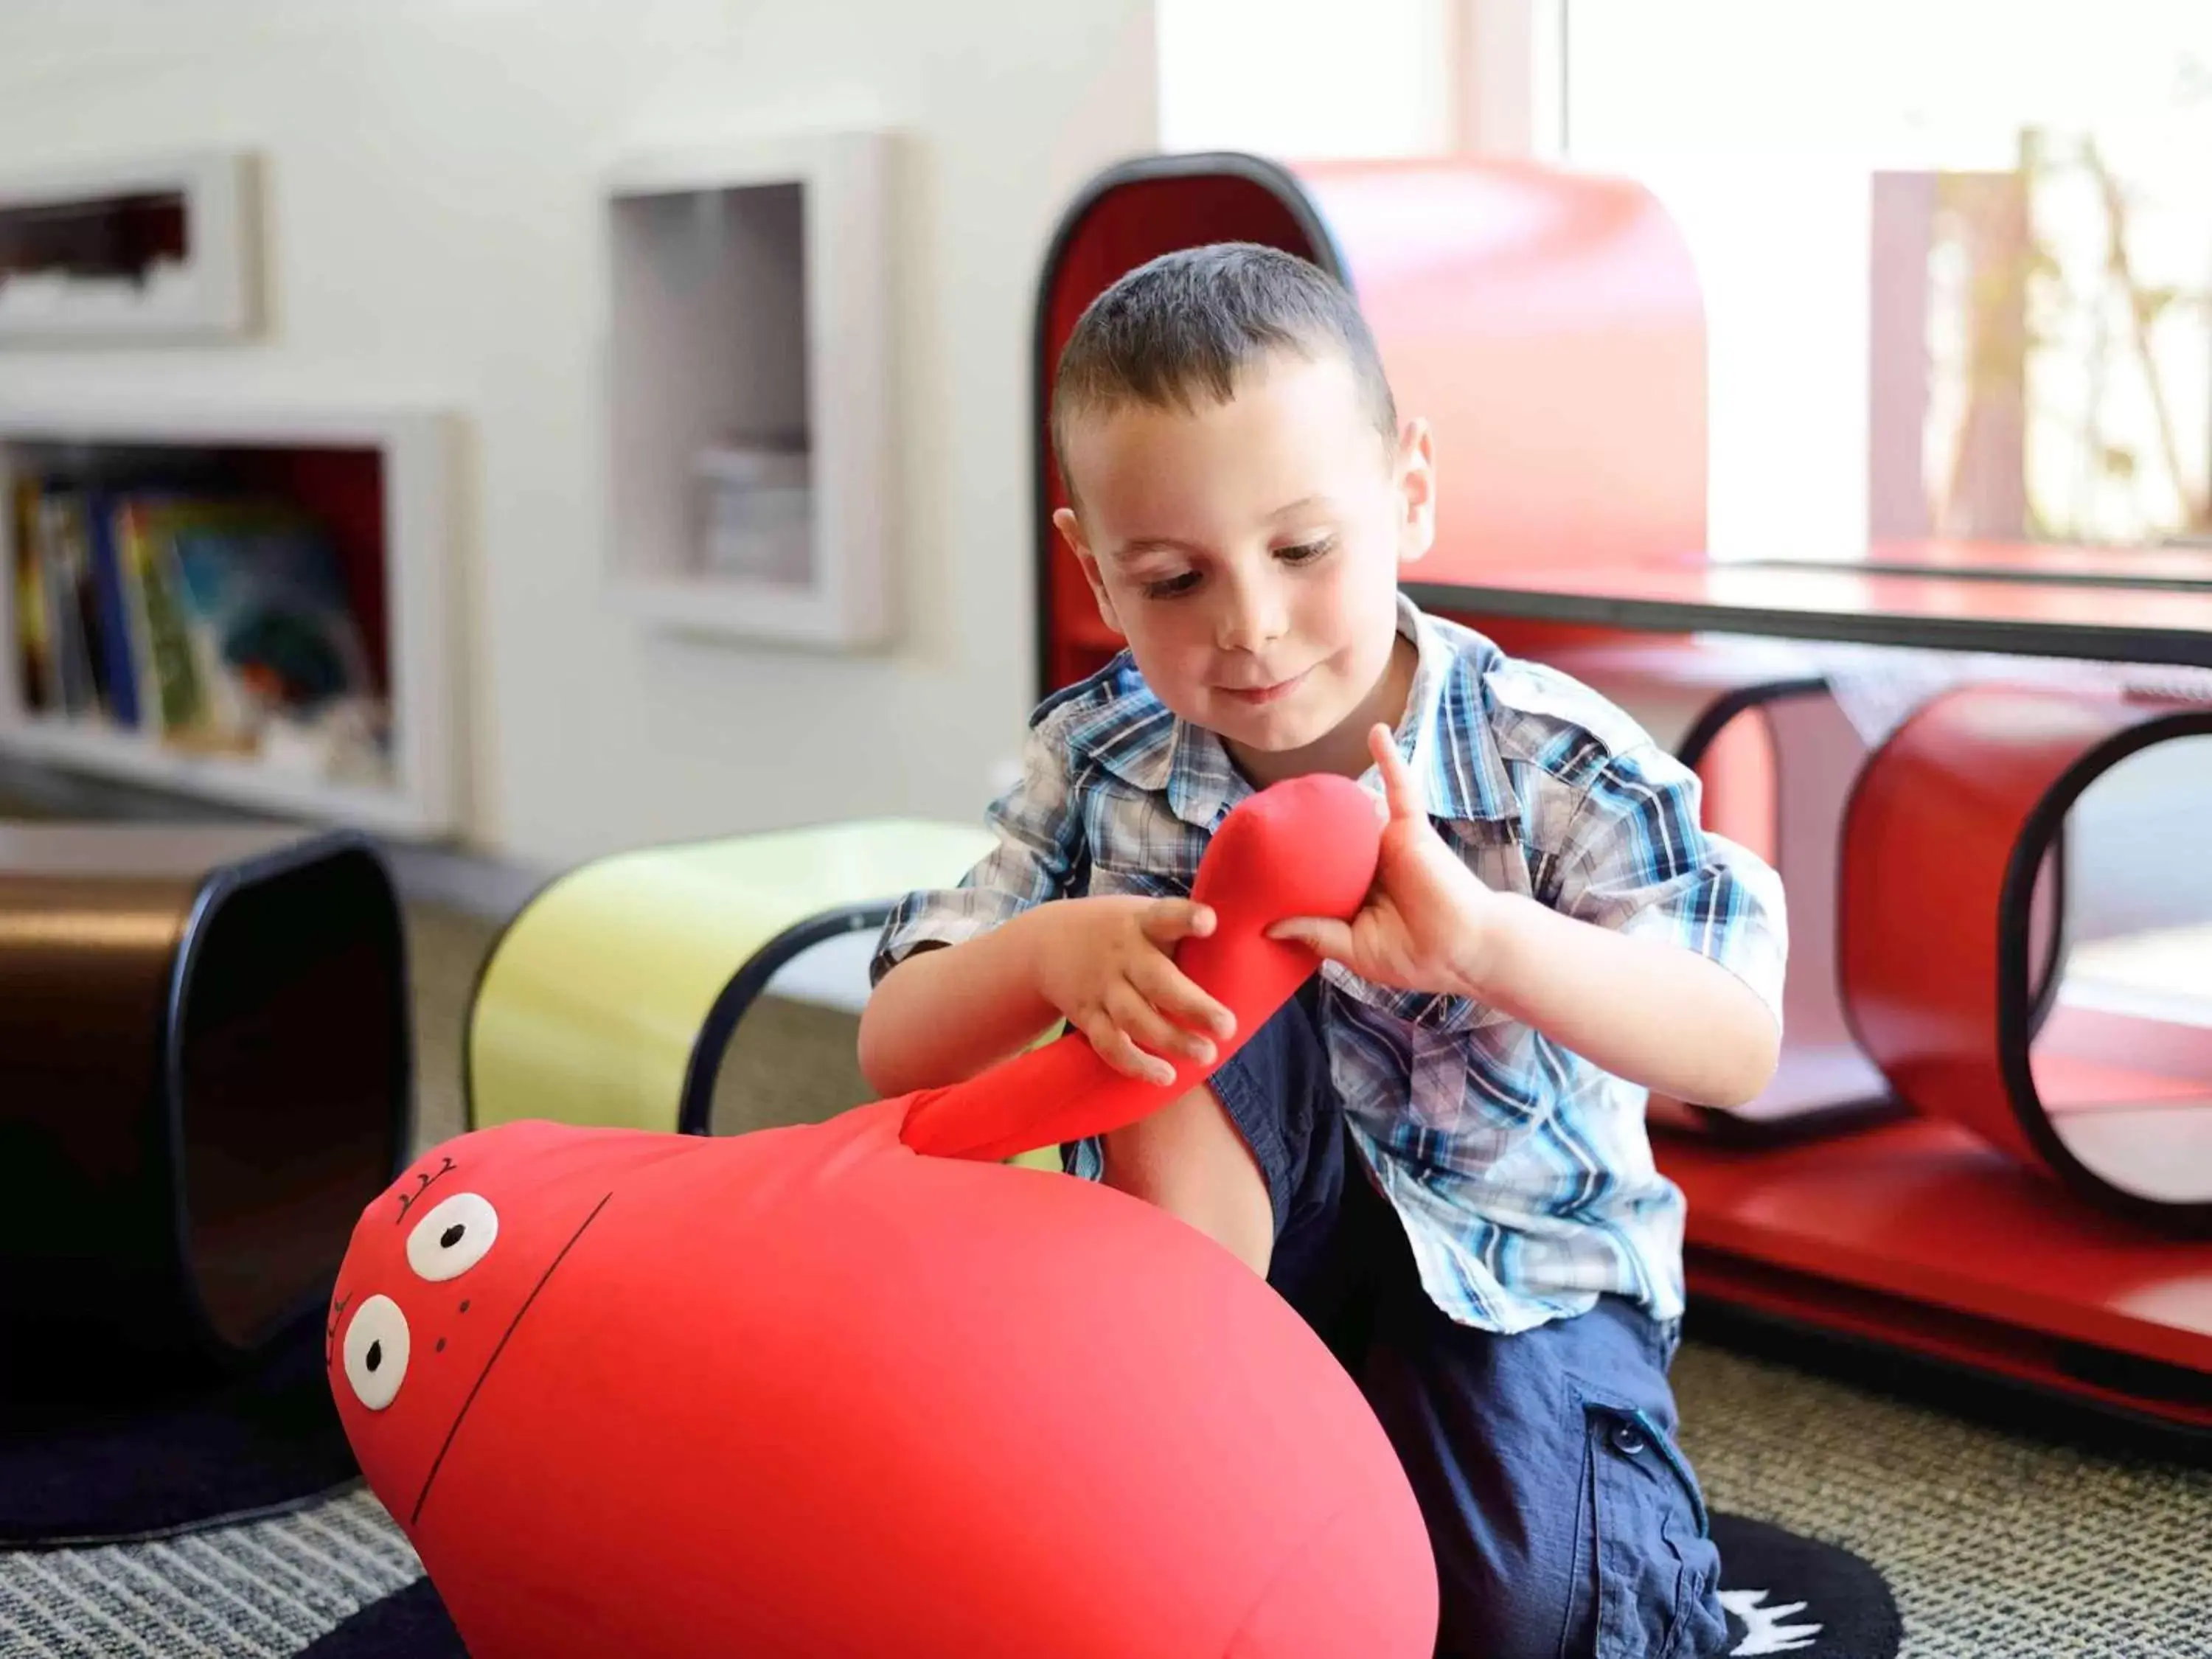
[395,1156,458,1225]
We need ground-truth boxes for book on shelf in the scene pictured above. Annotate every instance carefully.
[7,475,389,783]
[8,475,49,714]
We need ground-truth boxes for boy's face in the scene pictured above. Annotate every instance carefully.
[1054,349,1435,778]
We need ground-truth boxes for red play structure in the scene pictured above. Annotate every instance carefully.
[1032,152,1708,692]
[1032,150,2212,1447]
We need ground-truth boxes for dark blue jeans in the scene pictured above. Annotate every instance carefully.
[1100,987,1731,1659]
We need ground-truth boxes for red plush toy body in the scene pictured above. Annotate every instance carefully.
[329,775,1438,1657]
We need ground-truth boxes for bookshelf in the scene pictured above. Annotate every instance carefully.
[0,402,458,838]
[604,130,894,650]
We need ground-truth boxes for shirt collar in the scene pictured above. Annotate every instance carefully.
[1086,593,1514,830]
[1083,695,1248,830]
[1388,592,1514,825]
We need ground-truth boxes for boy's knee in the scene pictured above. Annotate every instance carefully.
[1099,1082,1255,1190]
[1365,1299,1727,1659]
[1436,1563,1574,1659]
[1101,1084,1273,1273]
[1436,1533,1725,1659]
[1413,1422,1728,1659]
[1433,1526,1716,1659]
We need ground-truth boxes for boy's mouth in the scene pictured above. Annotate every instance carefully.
[1219,668,1309,706]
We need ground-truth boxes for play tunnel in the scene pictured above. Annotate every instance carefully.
[1030,150,1711,695]
[0,827,410,1396]
[1840,685,2212,1232]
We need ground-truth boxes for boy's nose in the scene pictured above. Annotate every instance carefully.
[1214,579,1289,655]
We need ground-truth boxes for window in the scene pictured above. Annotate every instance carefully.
[1563,0,2212,553]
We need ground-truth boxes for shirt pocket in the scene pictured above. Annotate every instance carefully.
[1440,818,1532,899]
[1320,818,1526,1031]
[1321,963,1509,1035]
[1083,858,1192,902]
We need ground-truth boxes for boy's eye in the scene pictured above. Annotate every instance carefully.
[1133,538,1332,599]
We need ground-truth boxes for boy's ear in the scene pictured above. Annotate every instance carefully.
[1054,507,1126,637]
[1394,417,1436,567]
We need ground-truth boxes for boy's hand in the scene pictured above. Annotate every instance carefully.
[1028,896,1239,1086]
[1266,724,1501,997]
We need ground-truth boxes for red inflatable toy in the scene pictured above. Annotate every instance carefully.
[328,775,1437,1658]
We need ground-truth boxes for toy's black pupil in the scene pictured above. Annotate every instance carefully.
[366,1340,383,1372]
[442,1223,465,1249]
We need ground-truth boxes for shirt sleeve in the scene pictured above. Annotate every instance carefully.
[868,716,1085,987]
[1540,741,1789,1029]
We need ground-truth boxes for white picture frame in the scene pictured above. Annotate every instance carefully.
[603,129,894,651]
[0,151,260,344]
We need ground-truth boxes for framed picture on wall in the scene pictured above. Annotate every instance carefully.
[0,152,260,345]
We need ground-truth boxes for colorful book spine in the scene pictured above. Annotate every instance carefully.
[85,493,141,729]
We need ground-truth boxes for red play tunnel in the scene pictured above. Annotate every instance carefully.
[1032,151,1709,695]
[1839,683,2212,1233]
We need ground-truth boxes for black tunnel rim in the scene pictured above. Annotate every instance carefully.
[1998,707,2212,1234]
[162,829,413,1366]
[676,904,898,1138]
[1032,150,1349,705]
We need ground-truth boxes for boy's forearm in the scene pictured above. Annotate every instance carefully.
[857,910,1063,1097]
[1461,894,1781,1108]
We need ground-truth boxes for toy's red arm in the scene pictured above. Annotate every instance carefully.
[897,775,1382,1164]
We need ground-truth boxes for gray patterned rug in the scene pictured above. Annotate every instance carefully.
[5,1329,2208,1657]
[0,1490,413,1658]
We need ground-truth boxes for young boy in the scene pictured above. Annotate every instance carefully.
[859,243,1785,1659]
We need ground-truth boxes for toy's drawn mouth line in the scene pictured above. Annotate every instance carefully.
[409,1192,611,1528]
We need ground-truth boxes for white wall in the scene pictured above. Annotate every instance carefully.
[0,0,1158,866]
[1157,0,1454,159]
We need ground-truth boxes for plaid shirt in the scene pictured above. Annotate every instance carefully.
[872,595,1787,1334]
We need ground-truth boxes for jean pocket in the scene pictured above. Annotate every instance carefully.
[1579,1399,1726,1659]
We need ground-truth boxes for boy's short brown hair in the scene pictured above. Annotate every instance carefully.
[1049,243,1398,500]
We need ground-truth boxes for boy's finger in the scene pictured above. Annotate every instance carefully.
[1075,1007,1175,1086]
[1368,723,1425,822]
[1265,916,1355,964]
[1107,979,1217,1067]
[1129,953,1237,1040]
[1138,899,1216,945]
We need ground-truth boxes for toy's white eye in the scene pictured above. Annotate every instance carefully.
[407,1192,498,1282]
[343,1295,410,1410]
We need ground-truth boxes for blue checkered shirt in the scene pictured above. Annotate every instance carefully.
[871,595,1787,1333]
